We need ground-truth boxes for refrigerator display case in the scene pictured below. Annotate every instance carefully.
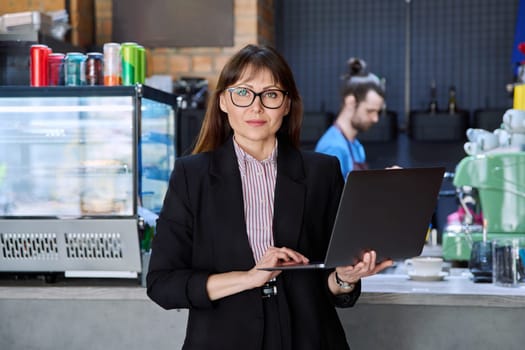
[0,85,177,276]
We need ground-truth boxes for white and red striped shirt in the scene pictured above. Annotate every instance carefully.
[233,138,278,262]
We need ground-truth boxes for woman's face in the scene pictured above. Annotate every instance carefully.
[219,66,290,152]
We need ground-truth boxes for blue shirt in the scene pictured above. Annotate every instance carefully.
[315,125,366,179]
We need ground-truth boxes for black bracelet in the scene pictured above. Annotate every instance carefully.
[334,272,355,290]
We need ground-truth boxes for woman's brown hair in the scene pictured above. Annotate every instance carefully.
[192,44,303,154]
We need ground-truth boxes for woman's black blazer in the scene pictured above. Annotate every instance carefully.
[147,136,361,350]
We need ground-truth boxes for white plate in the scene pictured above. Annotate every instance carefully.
[408,271,448,281]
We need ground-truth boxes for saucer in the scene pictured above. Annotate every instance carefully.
[407,271,447,281]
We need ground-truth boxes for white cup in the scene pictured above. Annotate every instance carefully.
[464,141,480,155]
[478,133,499,151]
[465,128,499,151]
[503,109,525,133]
[510,132,525,147]
[466,128,486,142]
[494,128,511,147]
[405,256,443,276]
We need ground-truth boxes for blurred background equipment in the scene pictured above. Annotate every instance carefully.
[173,76,208,110]
[173,77,208,155]
[0,10,70,40]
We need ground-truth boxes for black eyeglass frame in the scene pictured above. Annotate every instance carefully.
[226,87,289,109]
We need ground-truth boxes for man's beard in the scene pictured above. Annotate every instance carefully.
[351,119,374,133]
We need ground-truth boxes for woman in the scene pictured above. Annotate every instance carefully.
[146,44,392,350]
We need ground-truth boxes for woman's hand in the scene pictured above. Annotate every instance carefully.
[248,246,309,287]
[328,250,393,294]
[206,246,309,301]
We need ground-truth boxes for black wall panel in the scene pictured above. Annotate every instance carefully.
[276,0,405,121]
[275,0,518,127]
[410,0,517,115]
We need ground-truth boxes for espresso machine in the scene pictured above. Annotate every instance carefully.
[442,151,525,261]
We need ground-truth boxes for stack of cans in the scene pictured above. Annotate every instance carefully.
[29,41,147,87]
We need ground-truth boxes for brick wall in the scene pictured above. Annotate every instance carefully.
[69,0,94,48]
[94,0,111,45]
[94,0,274,90]
[1,0,274,90]
[0,0,65,14]
[258,0,274,47]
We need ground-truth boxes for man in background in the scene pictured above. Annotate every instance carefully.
[315,58,385,179]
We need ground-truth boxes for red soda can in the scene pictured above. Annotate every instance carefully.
[30,44,51,86]
[47,53,65,86]
[85,52,104,86]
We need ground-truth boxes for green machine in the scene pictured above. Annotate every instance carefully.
[442,152,525,261]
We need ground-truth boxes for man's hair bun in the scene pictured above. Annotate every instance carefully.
[346,57,368,77]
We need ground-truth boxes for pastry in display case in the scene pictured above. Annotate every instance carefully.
[0,84,176,278]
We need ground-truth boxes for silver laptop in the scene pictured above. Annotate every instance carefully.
[260,167,445,270]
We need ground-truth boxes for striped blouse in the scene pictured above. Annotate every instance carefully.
[233,138,278,263]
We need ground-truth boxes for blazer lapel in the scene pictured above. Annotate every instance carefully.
[273,140,306,250]
[209,138,255,269]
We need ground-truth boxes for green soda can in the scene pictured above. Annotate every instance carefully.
[120,42,137,85]
[135,45,146,84]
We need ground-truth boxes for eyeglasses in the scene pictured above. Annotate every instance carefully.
[226,87,288,109]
